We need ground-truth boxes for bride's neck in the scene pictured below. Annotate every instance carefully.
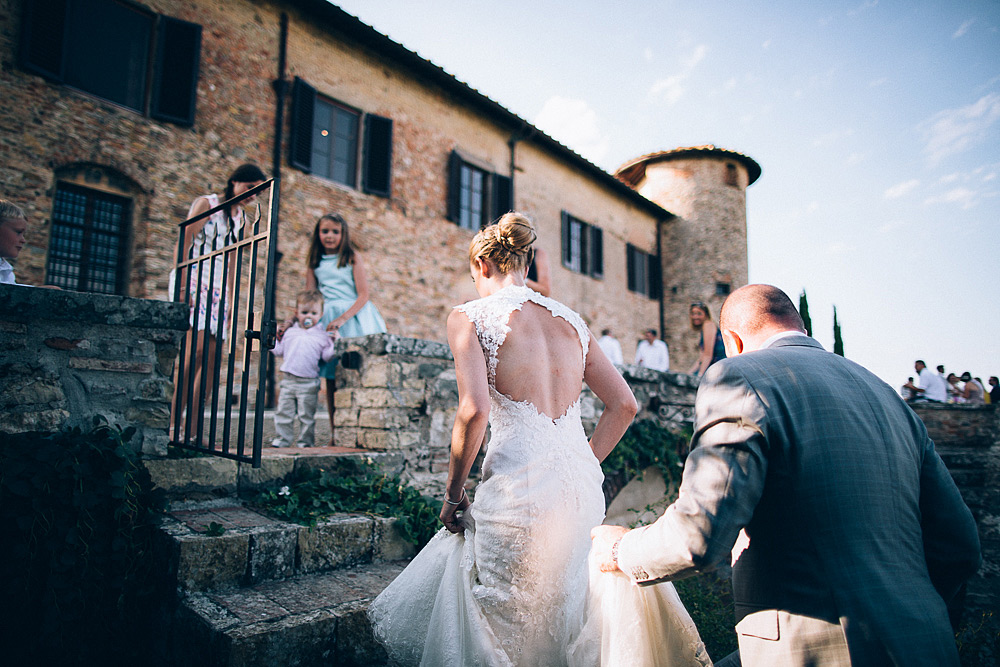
[478,272,525,297]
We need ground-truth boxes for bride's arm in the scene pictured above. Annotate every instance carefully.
[440,309,490,532]
[584,331,638,462]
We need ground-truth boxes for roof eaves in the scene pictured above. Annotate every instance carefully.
[284,0,674,220]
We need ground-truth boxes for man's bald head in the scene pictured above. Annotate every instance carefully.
[720,285,806,348]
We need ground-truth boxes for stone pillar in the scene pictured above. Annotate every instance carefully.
[0,285,187,455]
[912,403,1000,611]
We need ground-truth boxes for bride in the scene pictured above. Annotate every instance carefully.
[368,213,711,667]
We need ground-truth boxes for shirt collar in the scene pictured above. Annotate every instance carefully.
[760,330,809,350]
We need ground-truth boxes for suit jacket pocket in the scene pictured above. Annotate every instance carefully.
[735,609,780,641]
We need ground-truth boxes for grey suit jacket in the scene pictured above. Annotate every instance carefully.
[617,336,981,666]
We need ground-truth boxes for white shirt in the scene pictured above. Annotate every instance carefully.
[635,339,670,372]
[597,335,624,365]
[917,367,948,402]
[0,258,16,285]
[760,330,810,349]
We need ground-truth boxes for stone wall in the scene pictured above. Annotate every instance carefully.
[912,403,1000,611]
[329,333,697,494]
[0,286,187,455]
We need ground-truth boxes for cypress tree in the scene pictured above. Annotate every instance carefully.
[798,290,812,337]
[833,306,844,357]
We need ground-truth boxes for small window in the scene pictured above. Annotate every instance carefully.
[20,0,201,126]
[715,282,731,296]
[289,78,394,197]
[560,212,603,279]
[446,150,512,229]
[46,182,131,294]
[725,163,738,187]
[626,244,661,299]
[312,97,359,186]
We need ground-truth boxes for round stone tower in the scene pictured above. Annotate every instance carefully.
[615,145,761,371]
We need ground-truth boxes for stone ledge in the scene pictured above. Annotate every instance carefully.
[0,284,188,330]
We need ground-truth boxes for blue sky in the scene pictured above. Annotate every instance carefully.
[333,0,999,386]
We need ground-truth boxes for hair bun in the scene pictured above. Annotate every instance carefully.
[496,213,536,252]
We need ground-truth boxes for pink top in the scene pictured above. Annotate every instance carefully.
[272,324,336,378]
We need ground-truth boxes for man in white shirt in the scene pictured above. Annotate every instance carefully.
[635,329,669,372]
[0,200,28,285]
[904,360,948,402]
[597,328,624,366]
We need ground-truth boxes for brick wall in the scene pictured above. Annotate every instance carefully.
[0,286,187,455]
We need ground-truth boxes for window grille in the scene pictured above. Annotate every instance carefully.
[46,183,129,294]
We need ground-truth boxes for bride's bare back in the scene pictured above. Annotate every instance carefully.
[492,302,584,420]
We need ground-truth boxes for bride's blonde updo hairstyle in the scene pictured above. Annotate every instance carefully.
[469,212,537,275]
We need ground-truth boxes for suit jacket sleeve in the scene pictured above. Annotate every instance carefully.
[918,435,981,603]
[617,360,769,584]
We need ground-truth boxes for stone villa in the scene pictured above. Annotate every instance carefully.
[1,0,759,368]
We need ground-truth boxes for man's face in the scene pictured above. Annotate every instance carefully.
[0,217,27,258]
[644,331,655,343]
[915,361,925,373]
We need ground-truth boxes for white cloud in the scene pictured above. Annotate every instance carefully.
[877,219,906,234]
[643,47,654,62]
[812,127,855,148]
[846,152,867,166]
[919,93,1000,165]
[924,187,978,210]
[868,77,888,88]
[533,96,610,165]
[648,44,709,106]
[953,19,975,39]
[848,1,878,17]
[884,179,920,199]
[762,39,772,50]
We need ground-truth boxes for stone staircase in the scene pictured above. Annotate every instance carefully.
[147,449,416,667]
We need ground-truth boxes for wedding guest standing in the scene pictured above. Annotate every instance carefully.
[173,163,266,419]
[597,328,624,366]
[592,285,980,667]
[687,301,726,376]
[0,200,27,285]
[305,213,386,444]
[635,328,670,372]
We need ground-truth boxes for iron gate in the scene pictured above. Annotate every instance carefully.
[170,180,279,468]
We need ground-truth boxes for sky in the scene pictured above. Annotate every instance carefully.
[332,0,999,386]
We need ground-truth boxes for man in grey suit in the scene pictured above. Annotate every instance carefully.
[592,284,981,666]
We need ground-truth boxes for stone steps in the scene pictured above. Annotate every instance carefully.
[169,563,405,667]
[151,451,417,666]
[159,499,415,593]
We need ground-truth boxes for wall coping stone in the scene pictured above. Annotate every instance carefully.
[0,284,188,329]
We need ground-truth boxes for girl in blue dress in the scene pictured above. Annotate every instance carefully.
[305,213,386,443]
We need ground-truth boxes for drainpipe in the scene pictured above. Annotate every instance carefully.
[507,123,535,203]
[265,11,289,408]
[656,217,665,347]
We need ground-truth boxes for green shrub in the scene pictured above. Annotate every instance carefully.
[0,417,166,665]
[600,419,687,503]
[253,458,440,548]
[957,608,1000,666]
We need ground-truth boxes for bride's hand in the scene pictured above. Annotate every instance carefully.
[591,525,628,572]
[440,489,471,534]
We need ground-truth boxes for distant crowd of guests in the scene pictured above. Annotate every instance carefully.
[902,360,997,405]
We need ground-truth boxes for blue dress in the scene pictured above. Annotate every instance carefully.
[314,253,387,378]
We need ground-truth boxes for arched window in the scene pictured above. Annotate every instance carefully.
[46,166,137,294]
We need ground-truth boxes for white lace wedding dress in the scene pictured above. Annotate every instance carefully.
[368,285,711,667]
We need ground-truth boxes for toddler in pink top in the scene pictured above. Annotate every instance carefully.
[271,290,337,447]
